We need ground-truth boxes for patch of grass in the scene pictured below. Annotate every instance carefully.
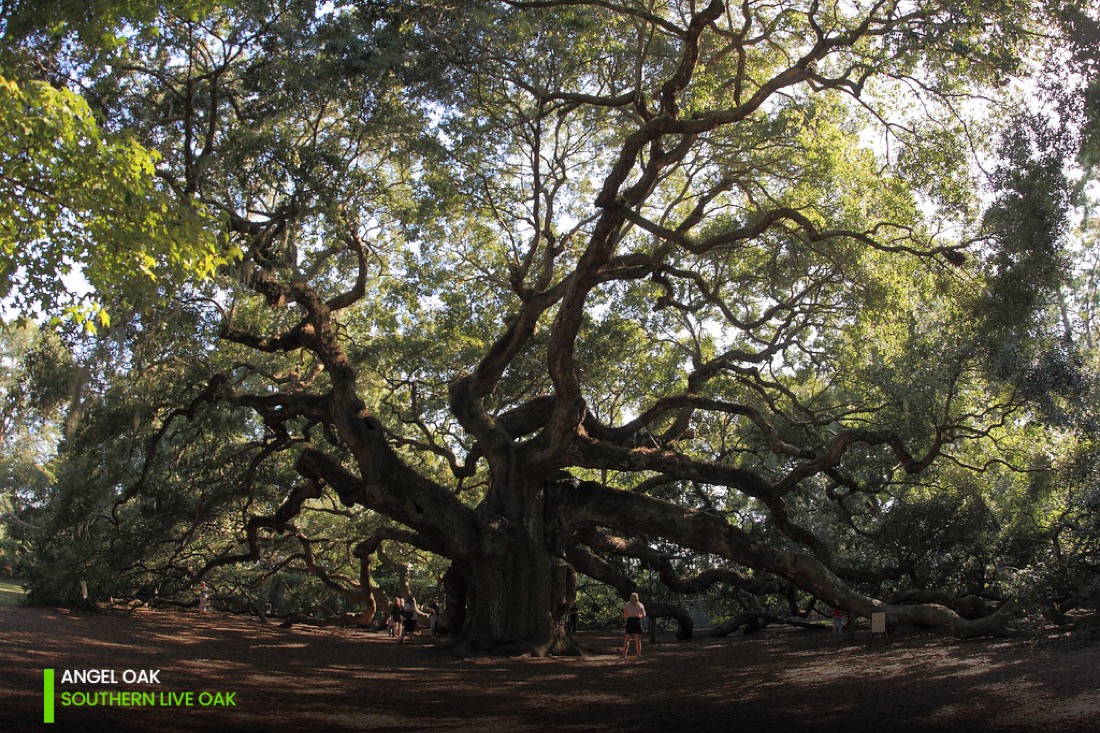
[0,578,26,606]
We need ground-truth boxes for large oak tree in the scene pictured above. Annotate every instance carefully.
[4,0,1088,653]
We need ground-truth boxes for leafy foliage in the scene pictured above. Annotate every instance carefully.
[0,73,225,327]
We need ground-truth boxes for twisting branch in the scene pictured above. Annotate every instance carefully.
[549,478,1015,637]
[584,529,788,597]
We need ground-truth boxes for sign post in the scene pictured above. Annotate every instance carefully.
[871,611,889,643]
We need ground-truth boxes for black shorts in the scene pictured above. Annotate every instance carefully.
[625,617,643,634]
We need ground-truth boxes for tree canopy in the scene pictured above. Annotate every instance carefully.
[4,0,1100,653]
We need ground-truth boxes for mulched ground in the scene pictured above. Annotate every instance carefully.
[2,604,1098,733]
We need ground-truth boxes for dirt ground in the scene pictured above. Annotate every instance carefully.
[2,604,1099,733]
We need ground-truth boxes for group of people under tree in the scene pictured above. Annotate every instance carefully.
[191,572,651,651]
[189,577,650,653]
[388,596,442,642]
[192,573,651,655]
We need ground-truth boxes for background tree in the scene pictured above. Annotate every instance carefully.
[0,77,224,328]
[6,0,1096,654]
[1003,4,1100,628]
[0,322,75,577]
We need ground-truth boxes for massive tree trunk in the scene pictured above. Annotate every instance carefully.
[455,536,564,655]
[452,466,577,656]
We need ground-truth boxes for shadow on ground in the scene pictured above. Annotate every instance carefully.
[1,605,1097,733]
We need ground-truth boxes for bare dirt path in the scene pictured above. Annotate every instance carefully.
[2,604,1098,733]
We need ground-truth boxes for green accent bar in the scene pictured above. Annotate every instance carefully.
[43,669,54,724]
